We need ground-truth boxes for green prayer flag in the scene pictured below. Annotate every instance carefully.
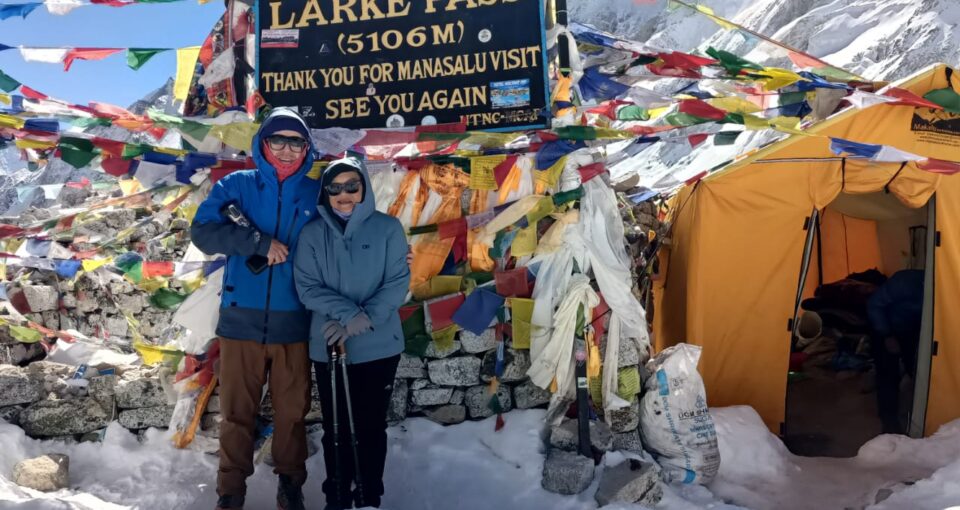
[122,143,151,159]
[0,69,20,93]
[665,112,712,127]
[150,288,187,309]
[58,137,98,169]
[179,120,213,141]
[8,325,42,344]
[924,88,960,114]
[552,186,583,206]
[127,49,167,70]
[714,131,742,146]
[617,105,649,121]
[488,393,504,413]
[71,117,112,128]
[706,46,762,76]
[553,126,597,141]
[779,91,807,107]
[401,304,431,357]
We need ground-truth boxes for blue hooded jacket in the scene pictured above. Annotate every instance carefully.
[293,157,410,363]
[190,108,321,344]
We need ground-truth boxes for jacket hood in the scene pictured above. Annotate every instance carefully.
[317,157,375,236]
[251,108,316,186]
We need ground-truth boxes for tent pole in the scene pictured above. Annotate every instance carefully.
[909,195,937,438]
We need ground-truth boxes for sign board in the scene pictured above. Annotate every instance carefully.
[256,0,550,131]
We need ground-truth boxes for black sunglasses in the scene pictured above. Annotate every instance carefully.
[266,135,307,153]
[325,179,362,196]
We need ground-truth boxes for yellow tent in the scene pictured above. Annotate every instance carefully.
[655,63,960,437]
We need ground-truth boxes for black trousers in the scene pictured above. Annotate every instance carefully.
[314,354,400,508]
[871,331,919,433]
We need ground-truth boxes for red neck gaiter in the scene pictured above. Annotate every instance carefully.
[262,142,307,183]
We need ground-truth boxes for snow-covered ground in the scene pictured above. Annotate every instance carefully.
[2,406,960,510]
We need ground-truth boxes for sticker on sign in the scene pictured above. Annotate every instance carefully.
[262,29,300,49]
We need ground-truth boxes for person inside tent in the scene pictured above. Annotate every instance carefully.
[191,108,319,510]
[866,269,924,434]
[293,156,410,510]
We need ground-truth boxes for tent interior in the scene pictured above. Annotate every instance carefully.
[784,191,932,457]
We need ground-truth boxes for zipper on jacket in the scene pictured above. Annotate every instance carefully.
[262,182,283,344]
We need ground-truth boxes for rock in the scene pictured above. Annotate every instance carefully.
[396,354,427,379]
[608,399,640,433]
[20,398,110,437]
[427,357,481,387]
[410,379,430,391]
[0,340,45,367]
[449,389,465,405]
[550,419,614,454]
[412,386,454,407]
[481,348,531,383]
[75,292,99,313]
[541,450,595,495]
[80,431,104,443]
[424,340,461,359]
[0,405,23,425]
[617,338,640,368]
[386,379,408,424]
[61,293,77,309]
[116,378,168,409]
[464,384,512,419]
[206,395,221,414]
[460,328,496,354]
[201,413,222,438]
[22,285,59,312]
[594,459,662,507]
[612,430,644,453]
[13,454,69,492]
[87,375,117,403]
[58,186,89,207]
[513,380,552,409]
[119,405,175,429]
[103,315,129,339]
[0,366,43,407]
[423,404,467,425]
[115,294,145,315]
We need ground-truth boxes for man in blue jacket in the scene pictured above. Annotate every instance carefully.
[867,269,924,434]
[191,108,320,510]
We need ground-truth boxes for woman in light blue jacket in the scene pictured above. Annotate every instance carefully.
[293,156,409,510]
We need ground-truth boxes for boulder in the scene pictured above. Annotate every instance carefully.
[513,380,552,409]
[612,430,644,453]
[22,285,59,313]
[118,405,175,429]
[423,404,467,425]
[481,348,530,383]
[608,399,640,433]
[396,354,427,379]
[0,366,43,406]
[411,386,454,407]
[20,398,110,437]
[464,384,512,419]
[87,375,117,403]
[594,459,662,507]
[541,450,595,495]
[13,454,69,492]
[449,389,465,405]
[386,379,408,424]
[427,357,481,387]
[116,378,168,409]
[550,419,614,454]
[0,405,24,425]
[424,340,461,359]
[459,328,496,354]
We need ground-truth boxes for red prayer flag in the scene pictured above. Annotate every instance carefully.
[427,293,465,331]
[0,224,25,239]
[495,268,530,298]
[787,51,826,69]
[884,88,943,109]
[493,155,518,188]
[587,100,632,120]
[141,261,174,278]
[437,218,467,239]
[646,62,702,79]
[688,133,709,148]
[917,158,960,175]
[577,162,606,183]
[100,157,132,177]
[678,99,727,120]
[92,137,127,157]
[90,0,132,5]
[19,86,47,100]
[63,48,122,72]
[657,52,717,69]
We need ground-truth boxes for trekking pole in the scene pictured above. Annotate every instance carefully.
[574,304,592,459]
[329,348,343,501]
[338,344,365,506]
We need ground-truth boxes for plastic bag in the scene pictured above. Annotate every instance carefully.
[639,343,720,485]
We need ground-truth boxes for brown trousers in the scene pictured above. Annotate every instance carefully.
[217,338,311,497]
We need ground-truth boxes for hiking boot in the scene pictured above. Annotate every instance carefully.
[277,474,305,510]
[354,491,381,508]
[215,494,244,509]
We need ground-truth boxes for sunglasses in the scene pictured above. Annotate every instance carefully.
[325,179,362,196]
[266,135,308,153]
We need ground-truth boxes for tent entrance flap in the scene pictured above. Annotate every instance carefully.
[910,195,937,438]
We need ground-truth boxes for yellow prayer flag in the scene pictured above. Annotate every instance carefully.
[0,94,10,106]
[708,96,762,114]
[511,225,537,257]
[535,156,565,190]
[174,46,201,102]
[119,179,141,196]
[413,275,462,300]
[307,161,326,180]
[696,5,738,30]
[0,114,24,129]
[15,138,55,150]
[756,67,805,91]
[81,258,112,272]
[525,196,555,225]
[509,297,535,349]
[742,114,770,131]
[617,366,642,400]
[211,122,259,152]
[469,155,505,190]
[769,116,812,136]
[133,341,183,366]
[430,324,458,352]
